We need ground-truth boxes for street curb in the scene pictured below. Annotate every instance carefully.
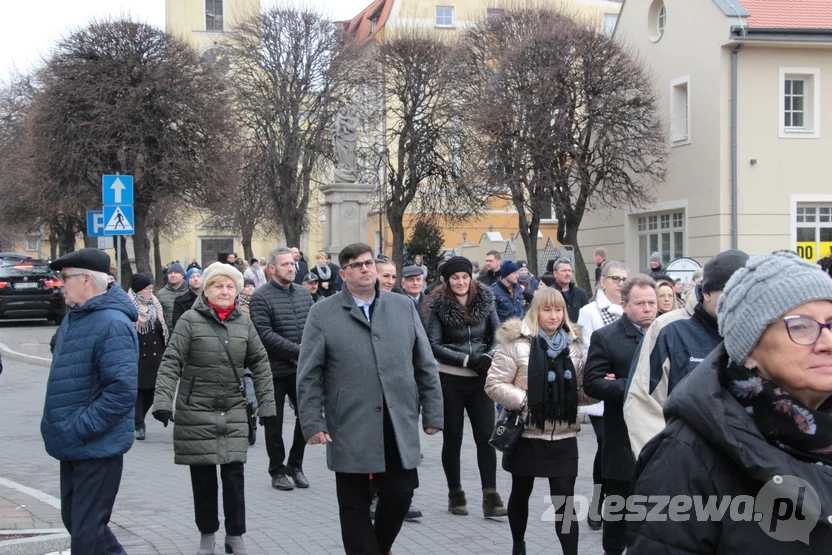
[0,343,51,368]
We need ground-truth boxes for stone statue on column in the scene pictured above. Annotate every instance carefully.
[333,105,359,183]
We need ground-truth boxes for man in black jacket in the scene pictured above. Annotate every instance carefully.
[584,274,657,555]
[551,258,590,323]
[290,247,308,285]
[250,247,314,491]
[476,250,501,286]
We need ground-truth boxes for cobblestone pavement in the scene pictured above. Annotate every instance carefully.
[0,324,605,555]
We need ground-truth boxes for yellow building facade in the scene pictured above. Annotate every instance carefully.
[349,0,622,255]
[162,0,325,266]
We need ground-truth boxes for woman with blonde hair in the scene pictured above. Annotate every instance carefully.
[154,263,275,555]
[486,287,594,555]
[655,279,680,316]
[310,251,337,296]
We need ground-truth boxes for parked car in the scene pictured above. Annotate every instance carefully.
[0,259,65,324]
[0,253,35,266]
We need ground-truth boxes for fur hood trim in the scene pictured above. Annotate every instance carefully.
[496,318,583,346]
[429,281,494,327]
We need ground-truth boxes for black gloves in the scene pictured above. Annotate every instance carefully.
[153,410,172,427]
[469,353,493,376]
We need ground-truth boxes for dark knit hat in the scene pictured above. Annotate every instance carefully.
[500,260,519,278]
[441,256,473,281]
[50,248,111,274]
[131,273,153,293]
[702,249,749,293]
[167,263,185,276]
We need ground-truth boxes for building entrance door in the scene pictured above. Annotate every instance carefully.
[201,238,234,267]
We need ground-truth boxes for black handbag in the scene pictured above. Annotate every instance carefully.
[207,322,256,442]
[489,408,525,453]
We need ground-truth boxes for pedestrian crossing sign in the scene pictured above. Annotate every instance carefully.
[102,205,134,236]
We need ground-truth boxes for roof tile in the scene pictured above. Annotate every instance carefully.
[742,0,832,29]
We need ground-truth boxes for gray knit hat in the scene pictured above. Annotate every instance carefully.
[718,251,832,363]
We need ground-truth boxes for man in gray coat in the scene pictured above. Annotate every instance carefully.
[156,262,188,331]
[297,243,443,555]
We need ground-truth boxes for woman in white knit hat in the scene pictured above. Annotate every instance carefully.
[628,251,832,552]
[153,262,276,555]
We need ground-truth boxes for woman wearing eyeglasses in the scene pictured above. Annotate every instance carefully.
[629,251,832,552]
[655,279,680,316]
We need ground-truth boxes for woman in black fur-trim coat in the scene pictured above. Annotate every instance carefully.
[426,256,508,519]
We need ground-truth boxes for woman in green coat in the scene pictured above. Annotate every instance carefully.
[153,263,275,555]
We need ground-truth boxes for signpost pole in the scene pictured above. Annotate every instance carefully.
[117,238,122,287]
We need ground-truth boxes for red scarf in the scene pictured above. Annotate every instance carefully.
[207,300,235,321]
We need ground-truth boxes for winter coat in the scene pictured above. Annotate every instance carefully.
[486,319,595,440]
[296,285,444,474]
[491,280,526,323]
[249,280,313,378]
[552,282,590,324]
[153,295,276,466]
[583,315,643,482]
[41,286,139,461]
[172,288,199,330]
[400,291,429,328]
[137,325,165,390]
[426,283,500,370]
[477,270,499,287]
[629,344,832,553]
[310,263,339,297]
[577,288,624,360]
[292,260,308,285]
[624,291,697,457]
[156,282,189,331]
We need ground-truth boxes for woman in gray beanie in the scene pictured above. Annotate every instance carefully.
[628,251,832,552]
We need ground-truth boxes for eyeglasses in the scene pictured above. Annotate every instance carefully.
[344,259,376,271]
[59,272,85,283]
[657,293,675,300]
[783,316,832,346]
[604,276,626,284]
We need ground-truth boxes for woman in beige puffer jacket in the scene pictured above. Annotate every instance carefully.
[485,287,595,555]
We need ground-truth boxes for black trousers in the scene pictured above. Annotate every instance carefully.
[507,474,578,555]
[602,479,631,555]
[134,388,154,428]
[60,456,125,555]
[336,470,415,555]
[589,415,606,517]
[440,373,497,490]
[265,374,306,476]
[190,462,246,536]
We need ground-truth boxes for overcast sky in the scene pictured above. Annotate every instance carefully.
[0,0,373,81]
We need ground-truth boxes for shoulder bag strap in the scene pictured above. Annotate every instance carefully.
[205,317,246,399]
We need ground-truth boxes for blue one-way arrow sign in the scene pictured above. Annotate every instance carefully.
[102,175,133,205]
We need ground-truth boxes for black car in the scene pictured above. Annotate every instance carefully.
[0,259,66,324]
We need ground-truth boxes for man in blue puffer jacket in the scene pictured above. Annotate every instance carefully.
[41,249,138,555]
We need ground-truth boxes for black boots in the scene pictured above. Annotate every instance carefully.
[512,541,526,554]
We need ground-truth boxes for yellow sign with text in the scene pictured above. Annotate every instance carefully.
[797,242,816,261]
[820,242,832,260]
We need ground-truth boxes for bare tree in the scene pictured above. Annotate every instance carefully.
[365,27,486,273]
[223,7,354,248]
[27,19,234,279]
[461,9,667,286]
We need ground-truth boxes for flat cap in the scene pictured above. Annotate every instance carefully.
[302,272,319,283]
[402,265,423,278]
[50,248,110,274]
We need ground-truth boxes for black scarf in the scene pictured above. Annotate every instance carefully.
[526,334,578,430]
[693,302,720,338]
[721,361,832,467]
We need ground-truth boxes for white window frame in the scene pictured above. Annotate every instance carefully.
[25,236,40,252]
[779,67,820,139]
[670,75,691,146]
[791,195,832,260]
[603,14,618,37]
[435,6,455,28]
[635,209,686,269]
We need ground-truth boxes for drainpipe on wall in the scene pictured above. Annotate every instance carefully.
[731,43,744,250]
